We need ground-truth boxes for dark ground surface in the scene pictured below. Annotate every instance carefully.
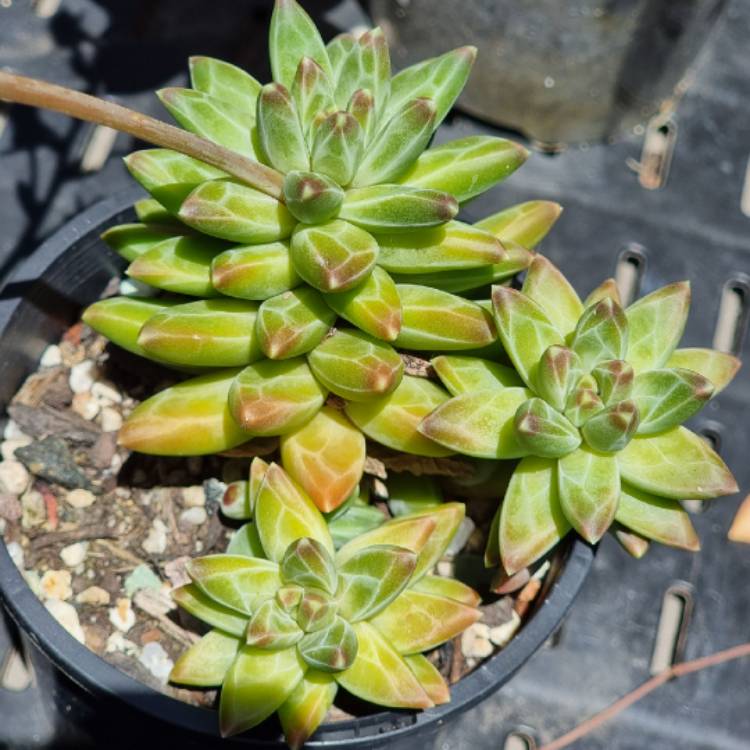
[1,1,749,748]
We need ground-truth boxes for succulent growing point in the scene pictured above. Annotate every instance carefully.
[170,460,480,747]
[419,256,740,573]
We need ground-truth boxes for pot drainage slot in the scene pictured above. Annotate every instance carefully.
[713,276,750,356]
[76,121,119,174]
[741,155,750,217]
[615,243,647,306]
[504,730,537,750]
[649,582,694,676]
[0,644,32,692]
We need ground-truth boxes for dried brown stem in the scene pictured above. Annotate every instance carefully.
[538,642,750,750]
[0,71,284,201]
[30,524,117,550]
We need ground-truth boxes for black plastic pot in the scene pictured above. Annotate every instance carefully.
[0,190,594,748]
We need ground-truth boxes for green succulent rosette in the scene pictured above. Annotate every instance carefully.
[419,256,740,572]
[170,460,480,747]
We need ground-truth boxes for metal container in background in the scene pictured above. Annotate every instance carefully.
[369,0,727,147]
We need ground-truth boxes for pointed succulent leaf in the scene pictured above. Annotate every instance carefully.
[500,456,571,574]
[137,299,262,367]
[370,589,480,654]
[387,45,475,131]
[189,56,261,116]
[522,256,583,337]
[585,278,621,307]
[533,346,584,411]
[396,136,528,203]
[254,463,334,562]
[278,671,338,750]
[626,282,690,373]
[582,399,640,453]
[219,645,306,737]
[158,87,256,157]
[308,329,403,402]
[592,359,634,405]
[346,375,452,456]
[378,221,505,274]
[570,297,628,370]
[329,505,385,549]
[134,198,180,225]
[492,286,564,389]
[257,82,309,173]
[119,369,250,455]
[170,629,241,687]
[336,621,432,708]
[484,504,501,567]
[335,27,390,112]
[564,380,605,427]
[666,348,741,394]
[298,616,358,672]
[248,457,270,513]
[326,33,356,86]
[297,589,337,633]
[412,575,481,607]
[396,285,497,350]
[281,537,337,594]
[515,397,581,458]
[618,427,738,499]
[228,358,326,435]
[324,266,402,342]
[475,200,562,248]
[404,654,449,705]
[432,355,523,396]
[557,447,620,543]
[290,220,378,293]
[292,57,336,139]
[309,111,363,186]
[615,483,700,550]
[127,235,226,297]
[277,584,304,613]
[227,523,265,558]
[221,481,251,520]
[282,170,344,224]
[632,367,713,435]
[281,407,366,513]
[257,287,335,359]
[187,555,281,615]
[101,222,184,263]
[246,598,304,649]
[419,387,531,459]
[124,149,227,213]
[340,185,458,231]
[613,525,651,559]
[386,473,443,517]
[347,88,376,141]
[171,584,248,637]
[179,179,295,244]
[337,545,417,622]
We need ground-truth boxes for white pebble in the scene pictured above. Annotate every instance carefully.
[60,541,88,567]
[6,541,24,569]
[105,631,139,655]
[92,381,123,405]
[21,489,46,529]
[182,485,206,507]
[461,622,493,659]
[40,569,73,600]
[0,460,30,495]
[72,392,100,420]
[45,600,85,643]
[65,488,96,509]
[109,597,136,632]
[489,612,522,648]
[142,518,168,555]
[1,437,32,461]
[138,642,174,683]
[436,560,454,577]
[69,360,97,394]
[119,278,159,297]
[40,345,62,367]
[100,407,123,432]
[3,420,28,440]
[76,585,110,606]
[445,517,476,558]
[179,506,207,526]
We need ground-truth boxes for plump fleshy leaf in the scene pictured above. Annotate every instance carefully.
[277,584,304,613]
[179,179,295,244]
[298,616,358,672]
[396,285,497,350]
[336,622,432,709]
[613,525,651,559]
[404,654,449,705]
[666,348,741,394]
[347,88,376,141]
[326,33,356,84]
[310,111,362,186]
[119,369,250,455]
[632,368,713,435]
[329,505,385,549]
[278,671,338,750]
[340,185,458,231]
[396,136,528,203]
[280,537,337,594]
[492,286,564,389]
[137,299,262,367]
[281,407,366,513]
[592,359,634,405]
[585,278,621,307]
[475,200,562,248]
[515,397,581,458]
[419,387,531,459]
[533,346,584,411]
[337,545,416,622]
[412,575,481,607]
[291,220,378,293]
[226,522,265,558]
[582,399,640,453]
[134,198,180,225]
[189,56,261,116]
[626,282,690,373]
[254,462,334,562]
[370,589,480,654]
[248,457,270,513]
[101,222,185,263]
[170,629,241,686]
[618,427,738,499]
[297,588,337,633]
[257,82,310,173]
[292,57,336,141]
[211,241,300,300]
[221,481,251,520]
[246,598,304,649]
[386,473,443,517]
[557,447,620,543]
[564,380,605,428]
[171,584,248,637]
[522,256,583,338]
[334,27,390,112]
[187,555,281,615]
[499,456,571,574]
[228,358,326,435]
[571,297,628,370]
[346,375,452,456]
[308,329,403,402]
[432,355,523,396]
[282,170,344,224]
[257,287,335,359]
[219,645,306,737]
[615,483,700,550]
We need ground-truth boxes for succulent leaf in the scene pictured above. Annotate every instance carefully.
[221,481,251,521]
[329,505,386,549]
[585,278,621,307]
[297,589,337,632]
[564,380,605,427]
[522,256,583,337]
[347,88,376,141]
[335,27,390,113]
[412,575,481,607]
[666,348,741,394]
[404,654,450,705]
[227,523,265,558]
[291,57,336,141]
[282,170,344,224]
[248,457,270,513]
[246,598,304,649]
[515,397,581,458]
[280,537,338,594]
[592,359,634,405]
[298,616,358,672]
[134,198,180,225]
[386,473,443,517]
[432,355,523,395]
[189,56,261,116]
[170,629,241,686]
[310,112,363,186]
[475,200,562,248]
[277,584,304,613]
[171,584,248,637]
[278,671,337,750]
[581,399,639,453]
[612,525,651,559]
[570,297,628,370]
[533,346,584,412]
[101,222,185,263]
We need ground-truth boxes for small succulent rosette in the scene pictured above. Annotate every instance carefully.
[170,460,480,747]
[419,256,740,572]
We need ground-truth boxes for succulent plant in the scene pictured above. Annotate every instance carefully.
[419,256,740,572]
[170,460,480,747]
